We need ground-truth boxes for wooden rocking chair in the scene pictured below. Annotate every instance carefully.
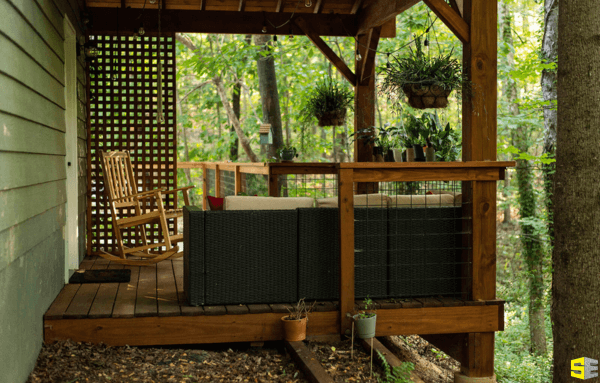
[98,151,194,266]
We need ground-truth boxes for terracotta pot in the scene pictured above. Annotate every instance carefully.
[282,316,307,341]
[426,147,436,162]
[406,148,415,162]
[317,109,347,127]
[402,84,452,109]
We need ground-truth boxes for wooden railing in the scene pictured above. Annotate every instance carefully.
[177,160,514,335]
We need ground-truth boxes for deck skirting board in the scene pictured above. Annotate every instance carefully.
[44,306,500,346]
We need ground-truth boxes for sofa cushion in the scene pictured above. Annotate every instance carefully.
[388,194,456,208]
[316,193,391,208]
[428,190,463,205]
[224,196,314,210]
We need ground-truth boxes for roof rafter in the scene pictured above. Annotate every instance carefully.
[294,16,357,85]
[357,0,420,36]
[276,0,284,12]
[360,26,381,86]
[423,0,469,43]
[314,0,324,13]
[238,0,246,12]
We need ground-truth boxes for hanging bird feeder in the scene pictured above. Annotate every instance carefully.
[259,124,273,145]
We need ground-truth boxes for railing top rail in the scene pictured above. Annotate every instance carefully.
[338,161,515,169]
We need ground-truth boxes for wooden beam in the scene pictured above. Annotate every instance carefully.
[351,0,363,14]
[294,17,357,85]
[285,341,335,383]
[375,306,500,336]
[360,27,381,86]
[199,0,205,11]
[89,9,359,37]
[357,0,420,35]
[352,167,504,183]
[45,311,339,346]
[423,0,469,44]
[276,0,284,12]
[314,0,324,13]
[338,169,355,335]
[238,0,246,12]
[448,0,461,16]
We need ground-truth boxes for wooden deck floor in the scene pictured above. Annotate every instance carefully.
[43,256,504,347]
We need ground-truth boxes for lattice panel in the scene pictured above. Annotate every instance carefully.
[88,33,177,255]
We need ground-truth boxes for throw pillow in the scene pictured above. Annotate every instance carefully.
[207,196,224,211]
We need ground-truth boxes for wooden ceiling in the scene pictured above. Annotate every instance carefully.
[85,0,427,37]
[87,0,364,14]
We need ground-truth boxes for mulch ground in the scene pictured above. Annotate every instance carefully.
[27,336,457,383]
[308,339,385,382]
[27,340,308,383]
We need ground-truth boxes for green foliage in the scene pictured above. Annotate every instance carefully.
[375,351,414,383]
[380,35,463,108]
[303,78,353,122]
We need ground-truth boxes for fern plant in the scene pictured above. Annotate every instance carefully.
[375,350,415,383]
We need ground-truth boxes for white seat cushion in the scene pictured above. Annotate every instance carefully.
[316,193,391,208]
[388,194,456,208]
[224,196,314,210]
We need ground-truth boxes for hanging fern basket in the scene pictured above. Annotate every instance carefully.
[402,84,453,109]
[316,109,347,127]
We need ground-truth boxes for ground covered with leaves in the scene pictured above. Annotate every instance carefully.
[27,340,307,383]
[309,339,385,382]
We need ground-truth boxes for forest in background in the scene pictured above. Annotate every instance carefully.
[175,1,555,382]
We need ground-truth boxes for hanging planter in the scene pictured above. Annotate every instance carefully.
[304,78,353,127]
[402,84,452,109]
[381,36,464,110]
[316,109,347,127]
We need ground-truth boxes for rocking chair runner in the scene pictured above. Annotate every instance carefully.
[98,151,194,266]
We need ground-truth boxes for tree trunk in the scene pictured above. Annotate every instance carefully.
[502,1,547,355]
[230,82,241,161]
[213,77,259,163]
[254,35,284,159]
[553,2,600,381]
[542,0,558,247]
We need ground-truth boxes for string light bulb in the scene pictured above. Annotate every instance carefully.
[305,0,312,7]
[149,0,157,3]
[355,49,362,61]
[138,26,145,36]
[262,24,267,33]
[273,35,278,42]
[386,53,391,69]
[289,28,294,40]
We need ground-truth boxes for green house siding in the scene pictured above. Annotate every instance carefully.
[0,0,87,381]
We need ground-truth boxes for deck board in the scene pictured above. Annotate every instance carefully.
[45,284,80,320]
[157,261,181,317]
[112,266,140,318]
[88,264,123,319]
[64,283,101,319]
[135,264,158,317]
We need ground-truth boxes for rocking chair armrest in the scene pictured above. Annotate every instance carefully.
[112,188,166,202]
[161,186,195,195]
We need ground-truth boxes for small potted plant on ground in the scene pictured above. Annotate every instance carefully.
[353,296,377,339]
[281,298,315,342]
[278,145,298,162]
[381,36,463,109]
[304,78,353,127]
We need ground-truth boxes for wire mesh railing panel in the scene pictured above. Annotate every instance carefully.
[277,174,339,199]
[206,169,216,196]
[220,170,236,197]
[241,173,269,196]
[353,181,471,300]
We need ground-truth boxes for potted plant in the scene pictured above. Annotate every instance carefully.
[278,145,298,162]
[421,112,461,162]
[304,78,353,127]
[404,115,426,162]
[281,298,315,342]
[353,297,377,339]
[381,36,463,109]
[351,125,399,162]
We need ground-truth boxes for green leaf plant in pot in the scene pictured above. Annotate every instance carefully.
[304,78,353,127]
[421,112,461,162]
[381,35,464,109]
[353,296,377,339]
[404,115,426,162]
[350,125,398,162]
[281,298,316,342]
[278,145,298,162]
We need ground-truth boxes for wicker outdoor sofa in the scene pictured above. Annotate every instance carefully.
[183,194,465,306]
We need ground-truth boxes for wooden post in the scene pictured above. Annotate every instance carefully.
[338,168,355,334]
[461,0,497,378]
[354,33,378,195]
[268,165,279,197]
[234,165,242,195]
[215,164,221,198]
[202,163,208,211]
